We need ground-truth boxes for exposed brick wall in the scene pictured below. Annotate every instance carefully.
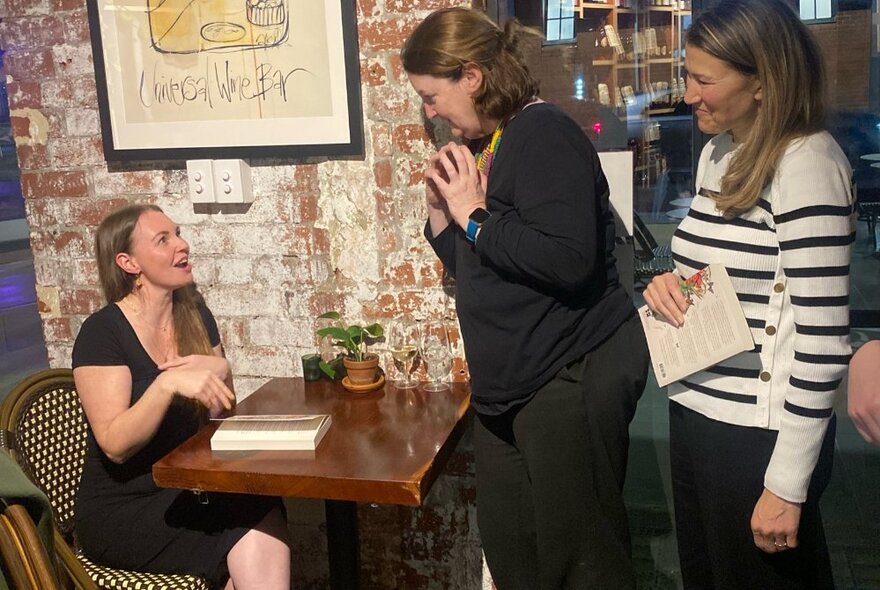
[811,9,872,111]
[0,0,480,586]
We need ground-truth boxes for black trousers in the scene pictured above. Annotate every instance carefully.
[474,316,649,590]
[669,401,835,590]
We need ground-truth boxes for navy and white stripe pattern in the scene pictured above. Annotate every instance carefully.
[669,131,854,503]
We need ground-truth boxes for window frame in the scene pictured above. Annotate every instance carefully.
[798,0,837,24]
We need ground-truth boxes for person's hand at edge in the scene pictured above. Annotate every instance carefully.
[750,488,801,553]
[848,340,880,445]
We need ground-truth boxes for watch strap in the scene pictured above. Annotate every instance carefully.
[465,208,491,244]
[466,219,480,243]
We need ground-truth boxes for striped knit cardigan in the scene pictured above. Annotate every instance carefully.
[669,130,854,503]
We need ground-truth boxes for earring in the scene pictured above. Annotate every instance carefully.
[135,273,143,289]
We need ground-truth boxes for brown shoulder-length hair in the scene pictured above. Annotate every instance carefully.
[401,7,542,122]
[687,0,826,215]
[95,204,212,356]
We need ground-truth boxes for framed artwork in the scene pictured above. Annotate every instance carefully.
[86,0,364,161]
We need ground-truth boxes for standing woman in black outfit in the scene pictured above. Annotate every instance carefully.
[402,8,649,588]
[72,204,291,588]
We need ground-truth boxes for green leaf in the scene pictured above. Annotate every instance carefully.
[319,354,345,379]
[318,360,337,379]
[317,327,350,340]
[363,323,384,338]
[318,311,341,320]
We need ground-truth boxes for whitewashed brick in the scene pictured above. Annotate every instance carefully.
[212,257,255,286]
[64,108,99,136]
[183,225,233,256]
[202,284,283,316]
[51,44,94,77]
[226,345,297,378]
[248,316,303,347]
[47,343,72,368]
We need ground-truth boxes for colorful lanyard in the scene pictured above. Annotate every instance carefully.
[475,122,505,178]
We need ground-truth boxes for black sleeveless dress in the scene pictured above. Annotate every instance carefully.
[71,303,281,586]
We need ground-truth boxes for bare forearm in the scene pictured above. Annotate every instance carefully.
[428,207,451,238]
[99,377,175,463]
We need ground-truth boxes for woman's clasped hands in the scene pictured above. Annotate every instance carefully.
[159,354,230,380]
[425,142,488,229]
[158,355,235,417]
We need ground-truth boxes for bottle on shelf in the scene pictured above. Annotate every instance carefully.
[597,83,612,106]
[645,27,659,57]
[633,30,646,60]
[595,18,615,61]
[621,30,635,61]
[604,23,624,58]
[669,78,681,104]
[614,87,626,111]
[621,84,637,107]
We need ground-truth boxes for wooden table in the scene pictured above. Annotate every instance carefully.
[152,378,471,589]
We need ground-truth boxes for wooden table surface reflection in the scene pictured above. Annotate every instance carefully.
[152,377,471,589]
[153,378,470,504]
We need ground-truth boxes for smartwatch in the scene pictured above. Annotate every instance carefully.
[466,208,491,243]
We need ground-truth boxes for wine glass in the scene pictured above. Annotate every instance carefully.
[420,320,452,392]
[387,319,421,389]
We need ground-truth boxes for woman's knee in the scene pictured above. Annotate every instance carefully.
[258,506,291,543]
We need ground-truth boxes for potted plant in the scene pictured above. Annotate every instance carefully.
[316,311,384,384]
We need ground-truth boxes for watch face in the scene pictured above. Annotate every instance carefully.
[469,208,491,223]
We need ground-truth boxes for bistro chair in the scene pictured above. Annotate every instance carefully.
[0,500,62,590]
[854,183,880,252]
[0,368,210,590]
[633,211,675,283]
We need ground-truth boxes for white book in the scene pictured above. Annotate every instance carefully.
[638,264,754,387]
[210,414,332,451]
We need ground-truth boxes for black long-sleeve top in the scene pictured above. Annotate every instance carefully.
[426,103,635,414]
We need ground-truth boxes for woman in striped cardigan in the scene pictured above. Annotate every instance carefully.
[644,1,853,587]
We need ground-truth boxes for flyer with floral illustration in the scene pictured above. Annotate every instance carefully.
[639,264,754,387]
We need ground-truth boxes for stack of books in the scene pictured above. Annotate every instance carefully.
[210,414,332,451]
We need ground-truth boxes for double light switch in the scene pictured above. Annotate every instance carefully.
[186,159,254,204]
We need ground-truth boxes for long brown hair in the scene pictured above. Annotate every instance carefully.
[401,7,542,123]
[687,0,826,214]
[95,204,212,356]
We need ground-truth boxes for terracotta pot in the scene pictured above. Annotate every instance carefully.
[343,354,380,385]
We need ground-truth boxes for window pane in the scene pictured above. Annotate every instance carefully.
[560,1,573,18]
[547,0,560,20]
[816,0,832,19]
[546,18,560,41]
[560,17,574,40]
[800,0,816,20]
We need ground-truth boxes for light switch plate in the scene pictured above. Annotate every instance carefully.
[186,159,215,203]
[212,159,254,203]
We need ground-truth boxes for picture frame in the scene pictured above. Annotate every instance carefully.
[85,0,364,162]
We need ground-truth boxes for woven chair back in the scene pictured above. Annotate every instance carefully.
[0,369,88,536]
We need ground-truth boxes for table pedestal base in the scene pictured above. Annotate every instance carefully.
[326,500,359,589]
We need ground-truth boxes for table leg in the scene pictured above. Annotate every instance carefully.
[325,500,359,589]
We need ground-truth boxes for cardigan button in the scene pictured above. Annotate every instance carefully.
[760,371,772,382]
[773,282,785,293]
[765,325,777,336]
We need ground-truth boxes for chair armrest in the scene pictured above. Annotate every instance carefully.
[53,530,97,590]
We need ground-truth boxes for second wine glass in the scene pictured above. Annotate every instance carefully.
[420,320,452,391]
[387,319,421,389]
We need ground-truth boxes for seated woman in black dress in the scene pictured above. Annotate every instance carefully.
[72,204,291,589]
